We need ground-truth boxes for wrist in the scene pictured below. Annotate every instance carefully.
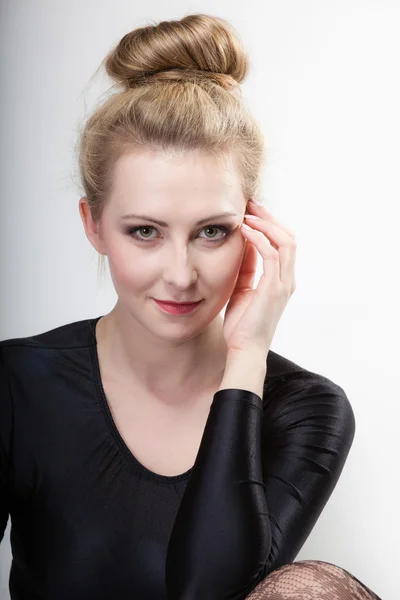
[225,349,267,370]
[218,351,267,398]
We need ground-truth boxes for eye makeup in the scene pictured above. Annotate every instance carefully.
[125,224,234,244]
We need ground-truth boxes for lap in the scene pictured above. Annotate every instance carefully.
[245,560,382,600]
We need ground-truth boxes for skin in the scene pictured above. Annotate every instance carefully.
[79,148,249,407]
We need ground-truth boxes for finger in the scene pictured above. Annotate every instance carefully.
[233,237,258,292]
[247,201,296,240]
[241,224,280,289]
[244,215,291,252]
[242,221,296,288]
[277,243,297,292]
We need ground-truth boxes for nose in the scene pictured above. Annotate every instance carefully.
[162,245,198,288]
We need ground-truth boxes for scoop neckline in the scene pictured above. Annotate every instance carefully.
[88,315,194,484]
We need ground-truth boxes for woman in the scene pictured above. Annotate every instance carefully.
[0,13,382,600]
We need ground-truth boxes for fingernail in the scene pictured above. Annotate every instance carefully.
[249,198,262,205]
[244,214,261,220]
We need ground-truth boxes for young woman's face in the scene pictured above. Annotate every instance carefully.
[96,149,248,337]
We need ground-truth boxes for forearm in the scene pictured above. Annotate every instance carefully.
[165,351,270,599]
[217,351,267,399]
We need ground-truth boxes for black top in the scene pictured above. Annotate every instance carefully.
[0,316,355,600]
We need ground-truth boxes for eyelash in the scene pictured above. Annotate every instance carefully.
[126,224,233,244]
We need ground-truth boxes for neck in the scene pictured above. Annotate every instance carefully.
[95,305,228,406]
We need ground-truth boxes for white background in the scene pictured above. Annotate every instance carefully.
[1,1,399,599]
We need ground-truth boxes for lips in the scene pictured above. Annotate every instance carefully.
[155,299,202,305]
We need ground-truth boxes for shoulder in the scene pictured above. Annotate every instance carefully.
[0,316,97,351]
[0,316,98,381]
[264,349,355,440]
[266,349,349,398]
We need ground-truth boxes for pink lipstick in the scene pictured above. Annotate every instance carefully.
[153,299,203,315]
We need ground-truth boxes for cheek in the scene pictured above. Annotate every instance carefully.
[208,240,245,290]
[105,239,145,289]
[210,257,240,286]
[109,259,137,288]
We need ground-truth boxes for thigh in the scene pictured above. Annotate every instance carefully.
[245,560,382,600]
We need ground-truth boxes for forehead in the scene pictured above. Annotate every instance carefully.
[110,150,244,206]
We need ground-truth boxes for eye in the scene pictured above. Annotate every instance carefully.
[127,224,233,244]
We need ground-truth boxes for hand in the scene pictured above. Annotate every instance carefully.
[222,200,297,357]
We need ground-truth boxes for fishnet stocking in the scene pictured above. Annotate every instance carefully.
[245,560,382,600]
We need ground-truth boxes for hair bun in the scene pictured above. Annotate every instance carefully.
[130,67,239,92]
[102,13,249,91]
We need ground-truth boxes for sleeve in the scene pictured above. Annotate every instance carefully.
[0,347,13,543]
[258,374,355,573]
[165,375,355,600]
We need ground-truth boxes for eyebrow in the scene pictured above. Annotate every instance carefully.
[120,212,239,227]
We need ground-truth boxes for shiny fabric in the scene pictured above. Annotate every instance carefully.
[0,316,355,599]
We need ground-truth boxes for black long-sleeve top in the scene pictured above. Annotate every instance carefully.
[0,315,356,599]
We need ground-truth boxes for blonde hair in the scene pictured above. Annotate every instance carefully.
[76,13,266,282]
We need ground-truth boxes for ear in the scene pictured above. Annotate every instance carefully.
[78,197,107,255]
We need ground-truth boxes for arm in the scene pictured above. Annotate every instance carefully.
[165,351,356,600]
[216,351,267,399]
[258,369,356,573]
[165,352,270,600]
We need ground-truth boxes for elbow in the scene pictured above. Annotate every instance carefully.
[335,388,356,457]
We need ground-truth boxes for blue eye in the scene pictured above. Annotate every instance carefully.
[127,224,233,244]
